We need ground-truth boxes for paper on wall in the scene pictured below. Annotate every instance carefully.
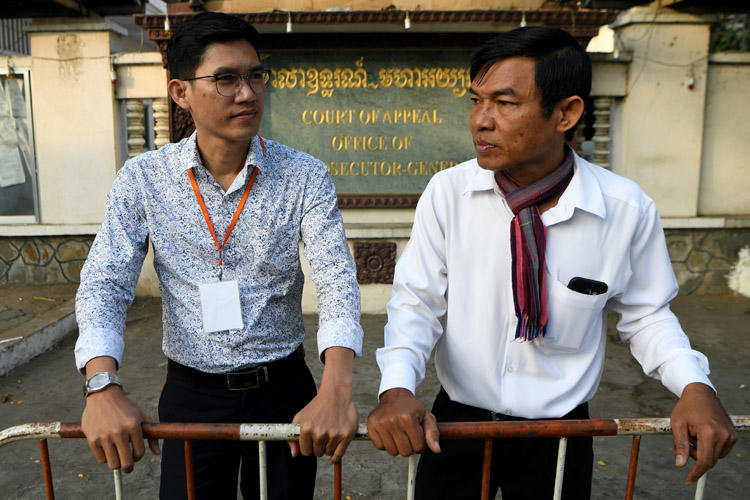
[9,79,32,173]
[0,77,26,188]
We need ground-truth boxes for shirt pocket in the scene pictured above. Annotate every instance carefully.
[538,270,608,352]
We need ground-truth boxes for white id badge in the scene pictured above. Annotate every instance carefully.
[199,279,244,333]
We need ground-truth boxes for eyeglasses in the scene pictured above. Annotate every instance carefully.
[185,69,271,97]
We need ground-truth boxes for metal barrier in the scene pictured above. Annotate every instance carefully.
[1,416,748,500]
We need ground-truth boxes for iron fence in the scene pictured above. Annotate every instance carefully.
[2,416,748,500]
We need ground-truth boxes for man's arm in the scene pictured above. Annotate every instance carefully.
[82,356,160,473]
[368,179,447,456]
[289,347,358,463]
[295,163,363,463]
[76,162,156,472]
[609,199,736,482]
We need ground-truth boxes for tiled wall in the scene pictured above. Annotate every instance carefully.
[0,237,93,285]
[665,229,750,294]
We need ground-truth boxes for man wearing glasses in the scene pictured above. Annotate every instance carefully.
[75,12,362,499]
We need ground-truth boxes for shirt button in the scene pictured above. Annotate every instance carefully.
[507,365,513,373]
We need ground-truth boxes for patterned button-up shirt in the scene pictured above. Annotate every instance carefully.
[75,133,362,373]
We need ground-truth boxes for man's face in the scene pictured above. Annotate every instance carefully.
[181,39,264,144]
[469,57,560,172]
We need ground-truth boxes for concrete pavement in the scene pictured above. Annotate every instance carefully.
[0,293,748,499]
[0,284,78,377]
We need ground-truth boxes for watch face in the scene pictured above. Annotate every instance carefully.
[87,373,111,391]
[84,373,120,397]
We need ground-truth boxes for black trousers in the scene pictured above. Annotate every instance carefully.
[157,356,317,500]
[415,388,593,500]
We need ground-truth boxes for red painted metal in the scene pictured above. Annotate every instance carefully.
[149,423,242,441]
[52,418,638,442]
[39,439,55,500]
[481,439,492,500]
[184,441,196,500]
[58,422,85,439]
[625,435,641,500]
[438,419,619,440]
[57,422,242,441]
[334,460,342,500]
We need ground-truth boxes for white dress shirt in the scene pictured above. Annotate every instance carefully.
[377,153,713,419]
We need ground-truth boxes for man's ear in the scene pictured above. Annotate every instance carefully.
[555,96,585,136]
[168,79,191,111]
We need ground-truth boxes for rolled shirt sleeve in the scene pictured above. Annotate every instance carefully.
[608,198,714,397]
[74,162,148,373]
[300,164,363,360]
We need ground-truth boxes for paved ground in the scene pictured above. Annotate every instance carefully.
[0,284,78,376]
[0,293,748,499]
[0,284,77,333]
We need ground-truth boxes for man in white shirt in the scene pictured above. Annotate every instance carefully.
[367,26,736,499]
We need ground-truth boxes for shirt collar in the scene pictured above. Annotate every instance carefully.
[542,152,607,225]
[462,160,497,195]
[462,152,607,222]
[171,131,266,182]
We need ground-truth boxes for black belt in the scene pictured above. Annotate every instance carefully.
[167,345,305,391]
[436,387,589,422]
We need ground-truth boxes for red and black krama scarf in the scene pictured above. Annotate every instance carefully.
[494,148,575,341]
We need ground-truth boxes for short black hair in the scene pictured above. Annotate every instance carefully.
[470,26,591,141]
[167,12,261,80]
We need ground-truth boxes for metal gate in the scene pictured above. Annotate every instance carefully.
[2,416,748,500]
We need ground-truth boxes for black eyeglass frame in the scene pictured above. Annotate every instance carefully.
[184,69,272,97]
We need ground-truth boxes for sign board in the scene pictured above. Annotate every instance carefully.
[260,48,476,204]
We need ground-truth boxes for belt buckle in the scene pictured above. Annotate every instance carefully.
[226,366,269,390]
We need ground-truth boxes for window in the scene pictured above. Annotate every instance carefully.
[0,70,38,223]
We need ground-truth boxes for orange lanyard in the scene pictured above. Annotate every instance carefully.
[187,137,265,279]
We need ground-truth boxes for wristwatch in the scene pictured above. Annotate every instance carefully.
[83,372,122,398]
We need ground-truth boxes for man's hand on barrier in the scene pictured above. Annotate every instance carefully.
[82,357,160,474]
[671,382,737,484]
[367,388,440,457]
[289,347,358,464]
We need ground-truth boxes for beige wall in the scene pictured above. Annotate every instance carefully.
[698,54,750,216]
[114,52,167,100]
[590,58,628,97]
[610,7,711,217]
[28,28,120,225]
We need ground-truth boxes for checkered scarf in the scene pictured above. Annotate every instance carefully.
[494,149,575,341]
